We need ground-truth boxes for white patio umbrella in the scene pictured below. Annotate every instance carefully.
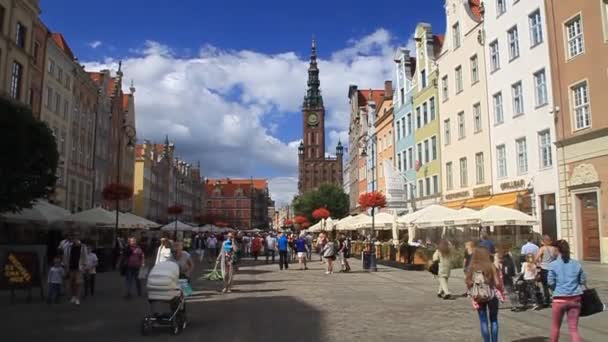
[111,211,159,230]
[477,205,537,226]
[335,214,369,231]
[410,206,478,228]
[1,199,70,225]
[397,205,457,228]
[308,220,323,233]
[197,224,222,233]
[160,220,194,232]
[353,212,395,230]
[54,207,119,229]
[322,217,335,231]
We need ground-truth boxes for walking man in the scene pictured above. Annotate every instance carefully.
[265,233,277,264]
[277,231,289,270]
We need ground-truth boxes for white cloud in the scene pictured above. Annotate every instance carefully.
[88,40,102,49]
[269,177,298,206]
[83,29,396,204]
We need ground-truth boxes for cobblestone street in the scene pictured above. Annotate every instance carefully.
[3,257,608,341]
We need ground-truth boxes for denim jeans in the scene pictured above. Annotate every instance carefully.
[477,297,499,342]
[266,249,275,263]
[540,269,552,305]
[47,283,61,304]
[125,267,141,296]
[279,250,289,270]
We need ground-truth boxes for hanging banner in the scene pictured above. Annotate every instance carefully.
[383,160,407,208]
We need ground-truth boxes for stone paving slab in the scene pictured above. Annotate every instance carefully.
[1,257,607,341]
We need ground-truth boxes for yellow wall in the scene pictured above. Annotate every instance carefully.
[132,160,145,216]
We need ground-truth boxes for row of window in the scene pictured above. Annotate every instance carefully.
[47,59,72,90]
[395,135,438,172]
[495,130,552,180]
[491,69,548,125]
[45,86,71,120]
[489,9,544,73]
[0,5,29,50]
[414,175,440,199]
[443,103,483,145]
[446,152,486,190]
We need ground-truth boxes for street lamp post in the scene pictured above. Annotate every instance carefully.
[173,170,184,240]
[360,135,378,272]
[114,119,136,247]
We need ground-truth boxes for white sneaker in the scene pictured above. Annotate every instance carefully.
[69,297,76,304]
[325,271,331,275]
[75,299,80,305]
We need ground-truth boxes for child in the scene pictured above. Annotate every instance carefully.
[521,253,540,310]
[84,248,98,297]
[47,257,64,304]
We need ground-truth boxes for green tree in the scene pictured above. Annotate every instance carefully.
[292,183,349,223]
[0,97,59,213]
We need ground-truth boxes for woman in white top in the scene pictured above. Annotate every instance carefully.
[155,238,172,265]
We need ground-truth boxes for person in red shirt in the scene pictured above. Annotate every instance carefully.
[123,237,145,298]
[251,234,262,261]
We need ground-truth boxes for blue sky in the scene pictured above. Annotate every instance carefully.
[42,0,445,204]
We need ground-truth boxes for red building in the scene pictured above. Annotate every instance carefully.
[204,178,273,229]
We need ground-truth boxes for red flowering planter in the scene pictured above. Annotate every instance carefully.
[167,205,184,215]
[102,183,133,201]
[312,208,330,220]
[358,191,387,209]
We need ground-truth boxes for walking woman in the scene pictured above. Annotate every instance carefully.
[466,248,503,342]
[317,232,327,262]
[548,240,587,342]
[155,237,172,265]
[536,234,558,308]
[322,237,336,275]
[433,240,454,300]
[217,232,238,293]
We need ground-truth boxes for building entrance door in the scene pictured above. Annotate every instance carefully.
[578,192,600,261]
[540,194,557,241]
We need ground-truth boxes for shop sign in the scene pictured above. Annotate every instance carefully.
[0,251,41,290]
[445,190,470,200]
[500,179,525,191]
[473,185,492,197]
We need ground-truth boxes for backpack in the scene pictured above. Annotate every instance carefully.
[470,270,494,303]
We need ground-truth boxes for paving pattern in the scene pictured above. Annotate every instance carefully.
[2,256,608,341]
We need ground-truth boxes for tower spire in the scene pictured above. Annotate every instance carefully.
[303,37,323,108]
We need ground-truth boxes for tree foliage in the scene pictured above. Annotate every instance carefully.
[292,183,349,223]
[0,98,58,213]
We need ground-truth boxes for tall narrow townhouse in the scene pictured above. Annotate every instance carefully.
[375,82,394,197]
[545,0,608,262]
[438,1,494,209]
[0,0,40,105]
[484,0,559,238]
[41,33,77,209]
[67,64,98,212]
[89,70,113,208]
[393,49,417,213]
[347,85,385,212]
[412,23,443,209]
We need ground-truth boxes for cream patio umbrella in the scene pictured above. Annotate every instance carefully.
[160,220,194,232]
[410,206,478,228]
[477,205,537,226]
[54,207,119,229]
[308,220,323,233]
[1,199,70,226]
[353,212,395,230]
[335,214,369,231]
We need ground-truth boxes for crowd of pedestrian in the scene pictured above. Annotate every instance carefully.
[428,231,589,342]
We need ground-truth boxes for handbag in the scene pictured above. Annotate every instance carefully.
[580,288,605,317]
[138,266,149,280]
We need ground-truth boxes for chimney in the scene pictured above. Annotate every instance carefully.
[384,81,393,99]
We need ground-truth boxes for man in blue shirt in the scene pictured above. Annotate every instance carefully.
[277,232,289,270]
[520,235,540,265]
[479,231,496,260]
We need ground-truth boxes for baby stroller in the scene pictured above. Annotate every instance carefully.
[141,262,188,335]
[513,273,543,311]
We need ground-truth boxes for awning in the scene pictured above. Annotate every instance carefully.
[443,191,528,210]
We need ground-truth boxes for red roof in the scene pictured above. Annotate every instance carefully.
[357,89,385,107]
[207,178,268,190]
[135,145,145,158]
[51,33,75,60]
[205,183,254,198]
[469,0,482,21]
[433,35,445,56]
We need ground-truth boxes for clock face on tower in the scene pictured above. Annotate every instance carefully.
[307,112,319,126]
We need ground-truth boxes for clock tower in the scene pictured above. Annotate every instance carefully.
[298,38,343,194]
